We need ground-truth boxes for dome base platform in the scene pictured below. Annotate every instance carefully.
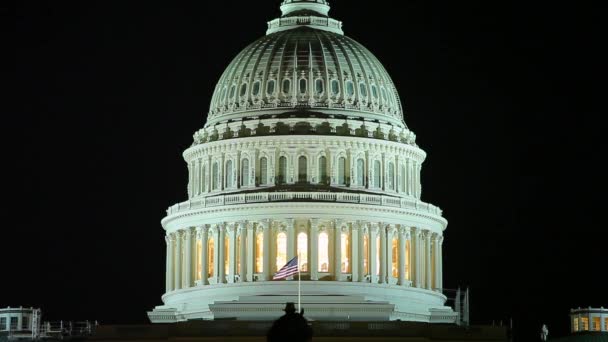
[147,281,457,324]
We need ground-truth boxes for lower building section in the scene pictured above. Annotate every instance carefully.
[148,281,456,323]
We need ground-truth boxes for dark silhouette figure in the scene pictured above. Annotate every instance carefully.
[267,303,313,342]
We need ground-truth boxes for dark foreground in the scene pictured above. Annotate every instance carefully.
[88,320,509,342]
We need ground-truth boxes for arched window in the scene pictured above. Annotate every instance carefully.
[331,79,340,96]
[356,159,365,186]
[208,237,214,277]
[392,237,398,277]
[376,235,381,276]
[318,231,329,272]
[196,240,202,280]
[359,83,368,98]
[225,235,230,275]
[363,234,369,275]
[346,81,355,97]
[318,156,327,184]
[388,162,395,190]
[252,81,261,96]
[341,233,350,273]
[240,83,247,97]
[267,80,276,95]
[405,239,411,280]
[255,233,264,273]
[278,156,287,184]
[229,85,236,99]
[297,232,308,272]
[241,159,250,187]
[276,232,287,271]
[226,160,234,188]
[260,157,268,185]
[299,78,307,94]
[337,156,346,185]
[298,156,307,183]
[373,160,381,188]
[282,79,291,94]
[315,79,324,95]
[212,162,219,190]
[371,85,378,99]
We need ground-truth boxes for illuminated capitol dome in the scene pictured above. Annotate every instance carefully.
[149,0,456,323]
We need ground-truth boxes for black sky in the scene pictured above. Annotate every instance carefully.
[8,1,606,340]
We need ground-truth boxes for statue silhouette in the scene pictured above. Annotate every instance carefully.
[267,303,313,342]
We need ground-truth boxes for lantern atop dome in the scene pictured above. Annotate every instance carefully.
[280,0,331,17]
[268,0,342,35]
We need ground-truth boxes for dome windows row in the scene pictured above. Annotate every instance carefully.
[187,147,422,199]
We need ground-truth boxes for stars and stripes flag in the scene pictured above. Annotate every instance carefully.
[273,256,299,280]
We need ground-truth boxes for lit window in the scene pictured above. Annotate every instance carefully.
[208,238,214,277]
[581,317,589,331]
[405,239,411,280]
[593,317,600,331]
[255,233,264,273]
[260,157,268,185]
[573,318,579,332]
[276,232,287,271]
[236,236,241,275]
[318,231,329,272]
[392,237,398,277]
[298,232,308,272]
[341,233,350,273]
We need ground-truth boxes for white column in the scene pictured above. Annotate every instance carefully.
[398,227,406,286]
[262,220,271,281]
[425,231,432,290]
[379,224,387,283]
[310,219,319,280]
[228,224,237,283]
[199,226,208,286]
[165,234,174,292]
[239,222,247,282]
[406,159,412,196]
[413,228,421,288]
[218,224,226,283]
[334,220,342,281]
[370,224,378,283]
[184,228,193,288]
[174,231,182,290]
[246,222,255,282]
[351,222,359,282]
[286,219,295,259]
[358,223,366,282]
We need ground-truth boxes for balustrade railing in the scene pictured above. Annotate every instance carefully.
[167,192,443,217]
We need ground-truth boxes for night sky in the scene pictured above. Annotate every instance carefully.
[9,1,606,340]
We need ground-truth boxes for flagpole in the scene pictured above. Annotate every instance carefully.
[298,252,301,313]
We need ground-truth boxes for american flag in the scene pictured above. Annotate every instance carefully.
[273,256,299,280]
